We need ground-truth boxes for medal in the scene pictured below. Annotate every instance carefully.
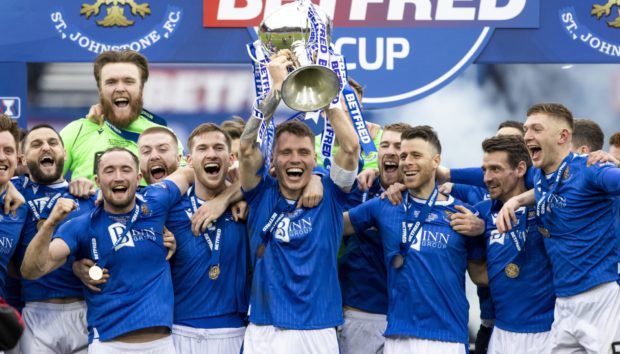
[209,264,220,280]
[504,263,520,278]
[538,227,550,237]
[89,265,103,281]
[256,244,266,258]
[391,254,404,269]
[36,219,46,230]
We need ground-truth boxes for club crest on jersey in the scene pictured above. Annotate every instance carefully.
[108,223,136,251]
[141,203,150,216]
[562,166,571,181]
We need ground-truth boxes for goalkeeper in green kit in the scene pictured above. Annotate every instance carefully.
[60,50,183,184]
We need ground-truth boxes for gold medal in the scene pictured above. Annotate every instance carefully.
[89,265,103,281]
[504,263,520,278]
[209,264,220,280]
[36,219,46,230]
[538,227,550,237]
[391,255,404,269]
[256,244,266,258]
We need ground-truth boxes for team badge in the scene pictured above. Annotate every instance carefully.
[538,226,550,237]
[562,166,571,181]
[209,264,220,280]
[141,204,150,216]
[505,263,520,278]
[80,0,151,28]
[256,244,266,258]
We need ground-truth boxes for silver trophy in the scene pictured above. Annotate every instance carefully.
[255,1,340,112]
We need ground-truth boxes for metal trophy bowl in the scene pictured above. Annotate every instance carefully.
[258,1,340,112]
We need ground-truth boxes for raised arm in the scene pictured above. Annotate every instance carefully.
[165,166,195,196]
[239,54,291,191]
[327,104,360,174]
[21,199,74,280]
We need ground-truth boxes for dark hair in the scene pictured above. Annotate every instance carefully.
[497,120,524,135]
[383,122,412,134]
[274,120,314,146]
[95,147,140,174]
[348,77,364,99]
[526,103,574,131]
[94,50,149,89]
[188,123,232,151]
[610,132,620,147]
[482,135,532,169]
[22,124,64,151]
[0,114,20,150]
[138,126,179,148]
[401,125,441,154]
[572,119,604,152]
[220,117,245,140]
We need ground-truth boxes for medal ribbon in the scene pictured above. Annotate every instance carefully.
[90,201,141,269]
[26,190,76,221]
[104,120,141,144]
[536,153,573,217]
[505,206,528,268]
[398,187,439,261]
[258,197,297,254]
[188,187,222,268]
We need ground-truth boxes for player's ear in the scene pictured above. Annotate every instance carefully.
[94,175,101,189]
[516,161,527,178]
[559,128,571,145]
[432,153,441,169]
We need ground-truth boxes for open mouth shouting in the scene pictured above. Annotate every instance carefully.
[111,184,129,197]
[113,97,130,109]
[0,163,9,174]
[39,154,55,168]
[148,164,168,182]
[286,167,304,181]
[527,143,542,163]
[204,162,222,176]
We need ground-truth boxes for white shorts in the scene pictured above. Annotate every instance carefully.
[171,324,244,354]
[338,309,387,354]
[550,281,620,354]
[384,337,467,354]
[488,327,551,354]
[88,336,176,354]
[243,323,338,354]
[21,301,88,354]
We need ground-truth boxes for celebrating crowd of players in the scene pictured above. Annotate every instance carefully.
[0,49,618,354]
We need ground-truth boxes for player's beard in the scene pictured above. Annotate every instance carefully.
[27,157,64,184]
[101,91,143,129]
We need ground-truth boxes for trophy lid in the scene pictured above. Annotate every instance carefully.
[258,1,332,55]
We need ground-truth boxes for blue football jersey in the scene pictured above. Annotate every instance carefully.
[13,177,95,301]
[534,154,620,296]
[450,184,489,206]
[348,194,485,344]
[0,191,27,299]
[166,187,249,328]
[477,200,555,333]
[243,174,348,329]
[54,180,181,342]
[339,179,388,314]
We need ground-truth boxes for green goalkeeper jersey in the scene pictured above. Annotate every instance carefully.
[60,115,184,184]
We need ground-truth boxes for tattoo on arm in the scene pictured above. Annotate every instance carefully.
[241,90,281,143]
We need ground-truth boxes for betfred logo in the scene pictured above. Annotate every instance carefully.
[205,0,539,108]
[204,0,537,28]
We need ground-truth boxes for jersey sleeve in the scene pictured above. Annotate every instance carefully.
[348,198,380,235]
[450,167,486,188]
[53,218,82,256]
[143,180,183,211]
[324,174,349,208]
[586,163,620,195]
